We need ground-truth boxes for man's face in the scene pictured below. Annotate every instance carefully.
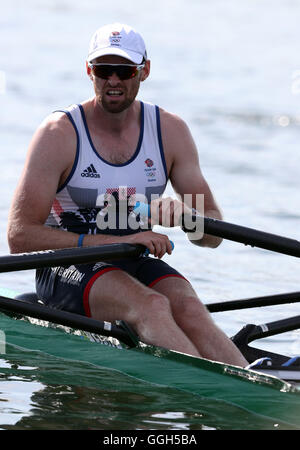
[87,55,150,114]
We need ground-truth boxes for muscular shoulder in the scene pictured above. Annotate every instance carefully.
[27,111,77,170]
[34,111,76,151]
[158,107,198,166]
[159,107,190,136]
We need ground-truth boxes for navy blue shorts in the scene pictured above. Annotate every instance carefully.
[36,256,188,317]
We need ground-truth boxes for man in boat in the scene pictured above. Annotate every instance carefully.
[7,23,247,367]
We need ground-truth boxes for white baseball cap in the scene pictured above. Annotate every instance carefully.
[87,23,147,64]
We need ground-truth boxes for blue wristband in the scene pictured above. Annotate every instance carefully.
[78,234,85,247]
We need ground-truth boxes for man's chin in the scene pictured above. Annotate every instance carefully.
[101,98,133,114]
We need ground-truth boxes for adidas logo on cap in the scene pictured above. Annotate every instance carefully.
[81,164,101,178]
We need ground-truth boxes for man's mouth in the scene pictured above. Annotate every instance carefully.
[106,90,124,97]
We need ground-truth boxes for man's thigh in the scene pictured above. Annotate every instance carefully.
[87,268,158,322]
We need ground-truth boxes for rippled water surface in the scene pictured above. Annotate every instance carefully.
[0,0,300,430]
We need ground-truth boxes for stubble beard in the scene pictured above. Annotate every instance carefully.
[95,82,140,114]
[100,95,134,114]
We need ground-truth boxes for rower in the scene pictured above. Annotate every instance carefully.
[7,23,247,367]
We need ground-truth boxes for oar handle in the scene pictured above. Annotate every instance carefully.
[134,202,175,252]
[134,201,151,217]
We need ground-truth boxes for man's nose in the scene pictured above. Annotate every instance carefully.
[107,72,121,84]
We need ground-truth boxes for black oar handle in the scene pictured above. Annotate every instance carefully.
[0,243,146,273]
[183,215,300,258]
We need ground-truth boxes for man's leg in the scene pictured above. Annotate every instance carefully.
[151,277,248,367]
[87,269,201,357]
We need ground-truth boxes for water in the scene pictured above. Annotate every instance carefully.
[0,0,300,430]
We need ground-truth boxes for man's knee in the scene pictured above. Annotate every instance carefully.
[130,292,172,328]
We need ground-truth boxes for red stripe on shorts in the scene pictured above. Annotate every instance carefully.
[148,274,189,288]
[83,267,120,317]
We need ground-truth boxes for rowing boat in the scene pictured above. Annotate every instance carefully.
[0,214,300,428]
[0,284,300,427]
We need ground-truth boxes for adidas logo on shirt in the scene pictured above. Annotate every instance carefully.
[81,164,100,178]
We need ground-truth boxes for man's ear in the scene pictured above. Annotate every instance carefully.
[86,61,93,80]
[141,60,150,82]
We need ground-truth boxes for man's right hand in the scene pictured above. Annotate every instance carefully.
[121,231,173,259]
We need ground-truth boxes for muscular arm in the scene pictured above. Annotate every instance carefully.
[160,110,223,248]
[8,113,74,252]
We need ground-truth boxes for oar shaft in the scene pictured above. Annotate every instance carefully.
[207,291,300,313]
[262,315,300,337]
[0,243,145,273]
[0,295,135,347]
[202,216,300,257]
[133,202,300,257]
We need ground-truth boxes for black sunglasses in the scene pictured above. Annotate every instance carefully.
[88,63,145,80]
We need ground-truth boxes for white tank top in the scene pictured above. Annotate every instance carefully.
[45,101,168,235]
